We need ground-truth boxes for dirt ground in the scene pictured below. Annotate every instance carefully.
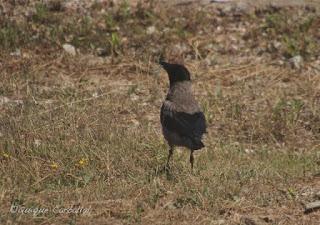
[1,0,320,224]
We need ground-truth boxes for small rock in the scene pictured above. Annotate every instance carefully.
[140,102,148,106]
[305,201,320,214]
[278,60,285,66]
[146,26,156,35]
[163,201,177,210]
[13,99,23,105]
[130,94,139,101]
[234,2,250,14]
[92,92,99,98]
[231,44,239,51]
[173,43,189,53]
[289,55,303,69]
[273,41,282,50]
[34,139,41,147]
[0,96,10,105]
[96,47,109,57]
[131,119,140,127]
[62,44,76,56]
[0,96,23,105]
[244,148,254,154]
[44,100,54,104]
[10,49,21,57]
[216,26,223,33]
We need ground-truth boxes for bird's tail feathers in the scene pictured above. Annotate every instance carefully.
[191,139,205,150]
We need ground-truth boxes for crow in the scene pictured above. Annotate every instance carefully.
[159,61,207,169]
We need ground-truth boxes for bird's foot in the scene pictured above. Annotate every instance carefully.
[164,163,171,173]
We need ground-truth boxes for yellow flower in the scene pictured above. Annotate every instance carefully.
[50,162,59,169]
[2,153,9,158]
[78,158,88,167]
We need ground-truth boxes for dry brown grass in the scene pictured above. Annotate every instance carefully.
[1,1,320,224]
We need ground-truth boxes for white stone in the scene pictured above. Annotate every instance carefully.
[146,26,156,35]
[289,55,303,69]
[62,44,76,56]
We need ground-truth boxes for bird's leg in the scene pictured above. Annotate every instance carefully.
[190,150,194,170]
[166,145,174,168]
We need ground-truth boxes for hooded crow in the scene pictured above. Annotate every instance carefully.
[160,61,207,169]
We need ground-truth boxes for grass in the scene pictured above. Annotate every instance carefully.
[1,1,320,225]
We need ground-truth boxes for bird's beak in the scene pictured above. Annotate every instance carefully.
[159,61,168,69]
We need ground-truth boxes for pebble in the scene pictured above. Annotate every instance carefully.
[62,44,76,56]
[146,26,156,35]
[10,49,21,57]
[289,55,303,69]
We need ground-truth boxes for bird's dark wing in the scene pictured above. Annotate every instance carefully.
[161,103,207,139]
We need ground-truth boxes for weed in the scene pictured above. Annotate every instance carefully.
[32,3,49,23]
[0,23,24,50]
[117,0,131,21]
[108,32,121,56]
[105,14,118,31]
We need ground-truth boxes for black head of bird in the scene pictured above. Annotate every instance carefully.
[159,61,191,85]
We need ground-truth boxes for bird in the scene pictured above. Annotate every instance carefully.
[159,61,207,169]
